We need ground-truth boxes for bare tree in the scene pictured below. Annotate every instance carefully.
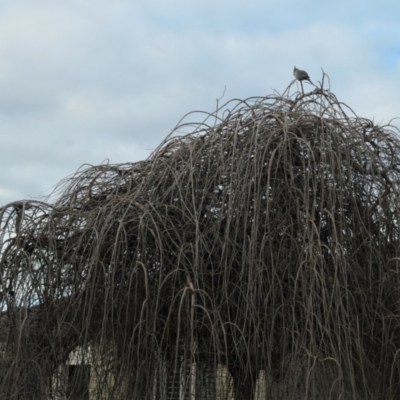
[1,75,400,399]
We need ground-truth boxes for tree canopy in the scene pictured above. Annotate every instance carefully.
[1,79,400,399]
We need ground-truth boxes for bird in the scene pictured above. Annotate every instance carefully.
[293,66,312,83]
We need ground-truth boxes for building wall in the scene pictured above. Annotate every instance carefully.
[50,346,357,400]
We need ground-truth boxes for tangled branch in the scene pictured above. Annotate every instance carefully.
[1,78,400,399]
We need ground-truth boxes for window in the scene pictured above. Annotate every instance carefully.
[66,365,91,400]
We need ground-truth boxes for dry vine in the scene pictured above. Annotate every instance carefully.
[1,76,400,399]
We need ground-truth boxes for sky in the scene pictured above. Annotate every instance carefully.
[0,0,400,206]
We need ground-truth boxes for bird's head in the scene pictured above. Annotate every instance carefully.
[293,66,297,71]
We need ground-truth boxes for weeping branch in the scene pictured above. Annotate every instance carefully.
[1,76,400,399]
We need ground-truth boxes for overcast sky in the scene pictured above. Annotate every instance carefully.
[0,0,399,205]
